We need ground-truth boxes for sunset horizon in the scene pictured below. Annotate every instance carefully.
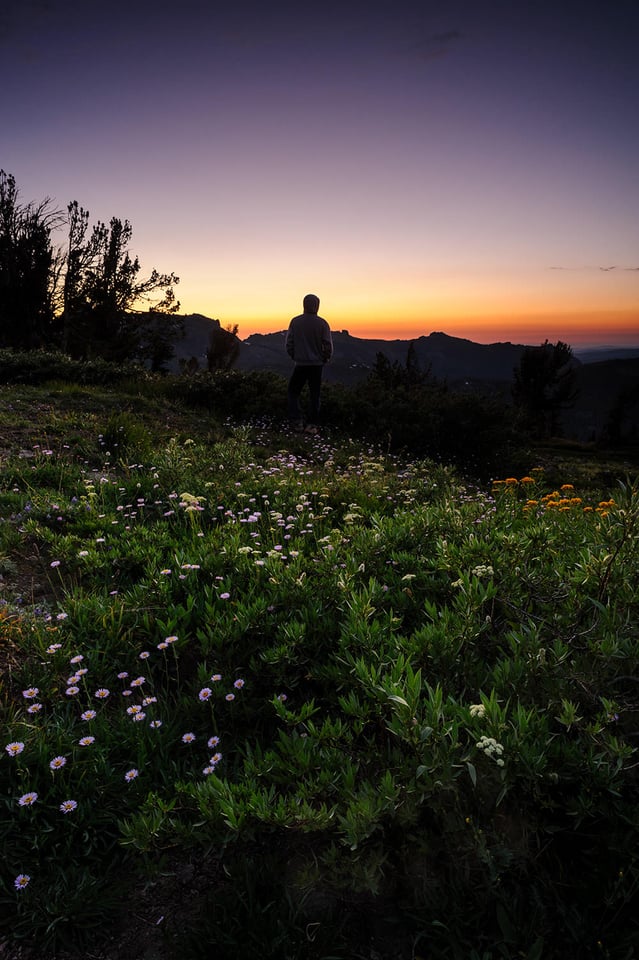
[182,305,639,349]
[2,0,637,356]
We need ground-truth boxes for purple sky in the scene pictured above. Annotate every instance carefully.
[2,0,638,344]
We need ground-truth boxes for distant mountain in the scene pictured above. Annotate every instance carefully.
[574,346,639,364]
[237,329,531,387]
[175,315,638,378]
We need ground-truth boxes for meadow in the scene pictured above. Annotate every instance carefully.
[0,377,638,960]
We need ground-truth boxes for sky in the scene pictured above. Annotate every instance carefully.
[2,0,638,347]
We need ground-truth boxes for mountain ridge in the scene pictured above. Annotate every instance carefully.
[177,315,639,382]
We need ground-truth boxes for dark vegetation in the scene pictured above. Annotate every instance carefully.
[1,345,636,484]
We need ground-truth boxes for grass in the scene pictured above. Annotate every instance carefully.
[0,381,638,960]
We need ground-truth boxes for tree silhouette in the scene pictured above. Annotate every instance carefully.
[0,170,63,349]
[61,204,180,362]
[512,340,578,438]
[206,320,240,371]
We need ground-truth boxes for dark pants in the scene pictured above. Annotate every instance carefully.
[287,364,323,424]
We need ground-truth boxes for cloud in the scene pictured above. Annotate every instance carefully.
[549,265,639,272]
[401,29,463,62]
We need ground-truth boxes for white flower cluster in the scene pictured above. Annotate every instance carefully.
[476,736,505,767]
[471,564,494,578]
[469,703,486,718]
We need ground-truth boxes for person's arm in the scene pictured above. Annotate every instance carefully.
[321,324,333,363]
[285,325,295,359]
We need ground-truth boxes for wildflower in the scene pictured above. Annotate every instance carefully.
[220,592,230,600]
[27,703,42,714]
[22,687,39,699]
[211,674,222,682]
[182,732,196,743]
[476,736,505,764]
[70,655,84,664]
[210,752,222,764]
[56,612,68,620]
[198,687,212,701]
[142,696,157,706]
[50,560,61,568]
[130,676,146,687]
[46,643,62,653]
[233,679,245,689]
[94,688,110,699]
[139,651,150,659]
[49,755,67,770]
[124,769,139,782]
[14,874,30,890]
[471,564,494,578]
[160,569,172,576]
[59,799,78,814]
[127,705,142,715]
[78,736,95,746]
[165,636,178,643]
[5,741,25,757]
[202,766,216,775]
[157,641,169,650]
[469,704,486,718]
[81,710,97,721]
[65,686,80,696]
[132,711,146,722]
[207,736,220,749]
[149,720,162,729]
[225,693,235,702]
[18,792,38,807]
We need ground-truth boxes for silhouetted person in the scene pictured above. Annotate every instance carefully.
[285,293,333,434]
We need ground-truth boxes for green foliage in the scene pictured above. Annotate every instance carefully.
[0,348,150,386]
[168,368,288,420]
[0,387,638,958]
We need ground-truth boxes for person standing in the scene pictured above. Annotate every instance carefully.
[285,293,333,434]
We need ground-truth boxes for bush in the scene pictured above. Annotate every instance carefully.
[0,348,149,386]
